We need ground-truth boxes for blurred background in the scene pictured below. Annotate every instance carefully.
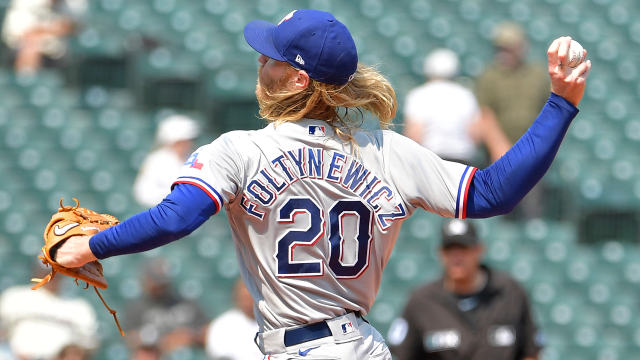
[0,0,638,359]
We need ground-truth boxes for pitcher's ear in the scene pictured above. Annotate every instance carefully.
[294,70,310,90]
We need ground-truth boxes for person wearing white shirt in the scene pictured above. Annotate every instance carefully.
[1,0,86,74]
[205,279,262,360]
[133,115,200,208]
[0,263,98,360]
[403,49,510,164]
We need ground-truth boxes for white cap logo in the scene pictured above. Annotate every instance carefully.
[444,219,468,236]
[278,10,297,26]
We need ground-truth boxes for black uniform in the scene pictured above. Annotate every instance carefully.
[388,266,542,360]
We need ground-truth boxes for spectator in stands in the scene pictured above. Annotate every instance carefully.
[124,257,209,355]
[387,219,543,360]
[475,22,551,218]
[133,115,200,208]
[476,22,550,146]
[403,49,510,166]
[1,0,87,74]
[403,48,479,165]
[205,278,262,360]
[0,260,98,360]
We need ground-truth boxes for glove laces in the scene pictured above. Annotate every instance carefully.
[31,256,125,337]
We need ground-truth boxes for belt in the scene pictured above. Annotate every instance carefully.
[283,312,362,347]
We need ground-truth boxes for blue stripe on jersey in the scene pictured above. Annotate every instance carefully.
[466,93,579,218]
[175,176,225,210]
[89,183,215,259]
[455,166,471,219]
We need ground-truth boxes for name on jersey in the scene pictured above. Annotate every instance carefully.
[241,147,406,230]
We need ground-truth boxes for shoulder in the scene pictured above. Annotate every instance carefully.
[209,309,251,332]
[376,129,410,143]
[407,280,443,303]
[1,284,32,297]
[0,285,34,305]
[452,81,475,95]
[402,281,445,316]
[197,130,259,155]
[65,297,97,316]
[213,130,256,145]
[477,64,502,81]
[368,130,448,165]
[407,81,455,98]
[211,309,243,325]
[525,63,548,75]
[523,64,551,85]
[353,128,390,147]
[406,83,430,98]
[143,147,179,164]
[354,129,421,151]
[448,82,477,101]
[490,268,528,296]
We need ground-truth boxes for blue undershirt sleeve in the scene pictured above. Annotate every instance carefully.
[89,183,218,259]
[465,93,579,218]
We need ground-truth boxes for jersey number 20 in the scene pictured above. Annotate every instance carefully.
[276,197,373,279]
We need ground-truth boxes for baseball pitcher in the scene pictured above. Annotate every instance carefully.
[50,9,590,360]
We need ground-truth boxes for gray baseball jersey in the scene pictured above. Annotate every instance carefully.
[174,119,476,331]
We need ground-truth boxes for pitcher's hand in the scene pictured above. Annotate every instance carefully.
[54,235,97,268]
[548,36,591,107]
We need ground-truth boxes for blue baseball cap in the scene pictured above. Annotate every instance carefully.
[244,9,358,86]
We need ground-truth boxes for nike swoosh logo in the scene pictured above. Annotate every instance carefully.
[298,346,320,356]
[53,223,79,236]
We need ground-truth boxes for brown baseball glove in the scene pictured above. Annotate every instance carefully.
[32,198,125,336]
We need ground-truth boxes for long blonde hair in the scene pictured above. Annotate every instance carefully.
[257,63,397,142]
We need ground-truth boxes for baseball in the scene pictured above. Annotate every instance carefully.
[567,39,585,68]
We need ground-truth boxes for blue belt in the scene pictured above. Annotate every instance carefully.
[283,312,362,347]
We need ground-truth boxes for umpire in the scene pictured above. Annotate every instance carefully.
[388,219,543,360]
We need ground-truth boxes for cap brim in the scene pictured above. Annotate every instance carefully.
[244,20,286,61]
[442,235,478,248]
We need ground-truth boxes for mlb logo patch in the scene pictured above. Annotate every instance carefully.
[341,321,354,334]
[308,125,325,136]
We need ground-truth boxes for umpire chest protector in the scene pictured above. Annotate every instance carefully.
[391,267,541,360]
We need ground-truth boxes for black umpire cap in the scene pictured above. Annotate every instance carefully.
[441,219,480,248]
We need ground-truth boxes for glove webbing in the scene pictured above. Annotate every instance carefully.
[59,198,119,226]
[31,257,125,337]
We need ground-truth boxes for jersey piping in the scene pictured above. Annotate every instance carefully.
[174,176,224,215]
[455,166,477,219]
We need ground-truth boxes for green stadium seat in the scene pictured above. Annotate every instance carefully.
[98,0,124,13]
[609,302,634,328]
[170,10,196,33]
